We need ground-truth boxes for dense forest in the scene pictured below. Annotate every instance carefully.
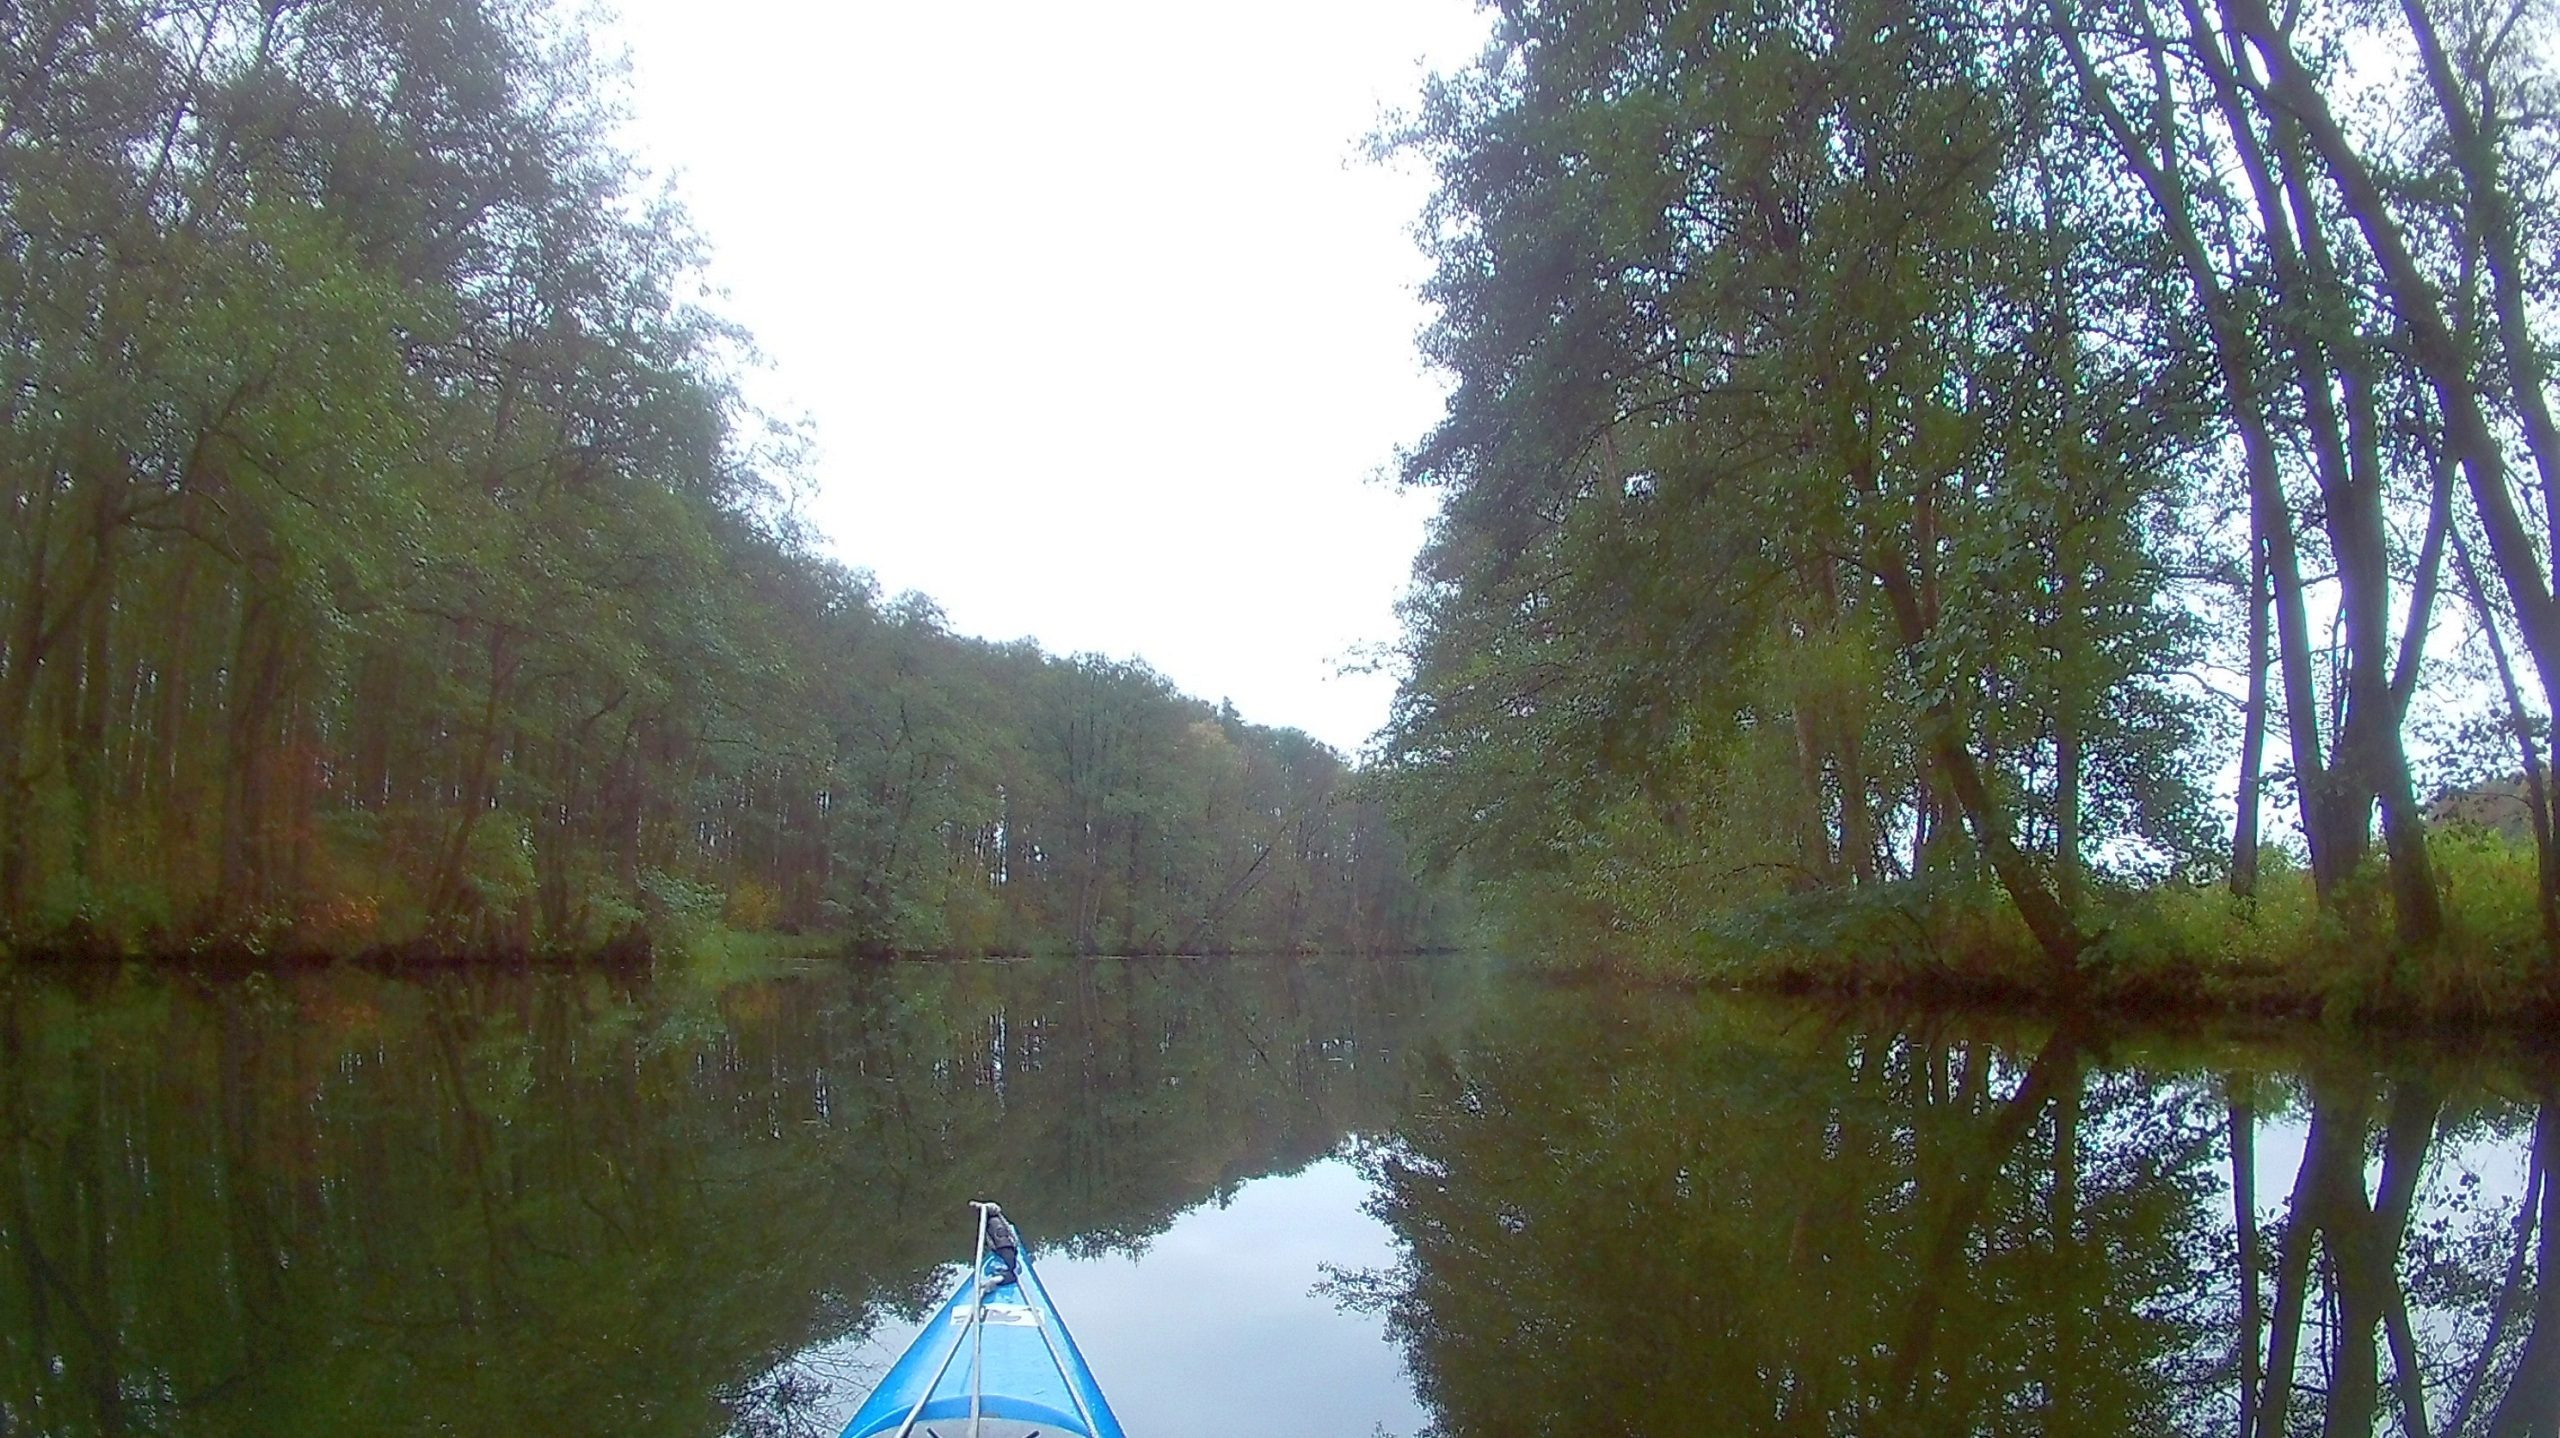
[1376,0,2560,1001]
[0,0,1447,961]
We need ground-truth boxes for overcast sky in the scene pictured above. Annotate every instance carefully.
[601,0,1489,756]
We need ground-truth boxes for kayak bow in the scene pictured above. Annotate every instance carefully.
[839,1203,1127,1438]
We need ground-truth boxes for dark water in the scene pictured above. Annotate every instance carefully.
[0,956,2550,1437]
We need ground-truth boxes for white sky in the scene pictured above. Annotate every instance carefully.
[601,0,1491,757]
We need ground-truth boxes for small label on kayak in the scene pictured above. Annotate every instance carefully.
[950,1303,1041,1327]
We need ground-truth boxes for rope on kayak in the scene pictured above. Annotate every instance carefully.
[1027,1266,1105,1438]
[891,1203,998,1438]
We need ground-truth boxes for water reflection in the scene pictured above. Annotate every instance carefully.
[1340,989,2556,1437]
[781,1157,1427,1438]
[1,957,2549,1437]
[0,956,1478,1437]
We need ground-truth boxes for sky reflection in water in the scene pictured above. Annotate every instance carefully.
[810,1157,1425,1438]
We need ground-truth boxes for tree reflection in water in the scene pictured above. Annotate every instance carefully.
[1337,988,2555,1438]
[0,955,1481,1438]
[2,957,2548,1438]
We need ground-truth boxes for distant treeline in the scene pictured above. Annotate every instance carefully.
[0,0,1446,959]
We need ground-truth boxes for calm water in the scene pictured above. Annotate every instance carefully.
[0,955,2550,1436]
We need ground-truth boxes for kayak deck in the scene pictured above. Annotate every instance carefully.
[840,1212,1125,1438]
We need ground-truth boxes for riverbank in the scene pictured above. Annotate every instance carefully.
[1552,834,2560,1035]
[0,916,1466,975]
[0,922,823,978]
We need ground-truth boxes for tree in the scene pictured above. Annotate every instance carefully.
[1379,0,2211,978]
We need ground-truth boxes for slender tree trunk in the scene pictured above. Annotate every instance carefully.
[2055,706,2081,915]
[69,526,114,898]
[0,486,59,923]
[2056,0,2327,906]
[1839,723,1878,884]
[2402,0,2560,533]
[427,624,516,935]
[2268,125,2442,942]
[151,543,201,896]
[1793,703,1834,883]
[219,583,287,922]
[2235,548,2269,895]
[2217,0,2560,950]
[1875,565,2084,980]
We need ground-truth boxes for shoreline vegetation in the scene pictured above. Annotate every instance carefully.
[0,925,1472,974]
[1367,0,2560,1035]
[1513,836,2560,1036]
[0,0,1454,967]
[1716,851,2560,1034]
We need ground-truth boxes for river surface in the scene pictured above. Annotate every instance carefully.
[0,954,2551,1437]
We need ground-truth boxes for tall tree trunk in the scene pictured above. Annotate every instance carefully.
[427,623,516,936]
[2402,0,2560,537]
[219,583,288,924]
[68,527,114,899]
[2055,700,2082,915]
[2055,0,2327,907]
[1838,722,1878,884]
[2217,0,2560,956]
[1876,564,2085,981]
[2267,119,2442,942]
[1793,703,1835,883]
[150,543,202,897]
[0,483,61,924]
[2234,548,2269,895]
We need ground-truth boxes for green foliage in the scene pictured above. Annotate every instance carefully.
[2076,873,2327,1011]
[1680,838,2560,1026]
[1376,0,2560,999]
[0,0,1457,965]
[1691,872,2041,993]
[1375,0,2216,982]
[2414,829,2549,1014]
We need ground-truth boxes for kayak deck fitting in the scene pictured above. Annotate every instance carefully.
[839,1202,1128,1438]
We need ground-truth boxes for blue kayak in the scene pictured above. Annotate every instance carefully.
[840,1204,1127,1438]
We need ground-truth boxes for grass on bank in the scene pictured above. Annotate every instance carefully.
[1674,828,2560,1028]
